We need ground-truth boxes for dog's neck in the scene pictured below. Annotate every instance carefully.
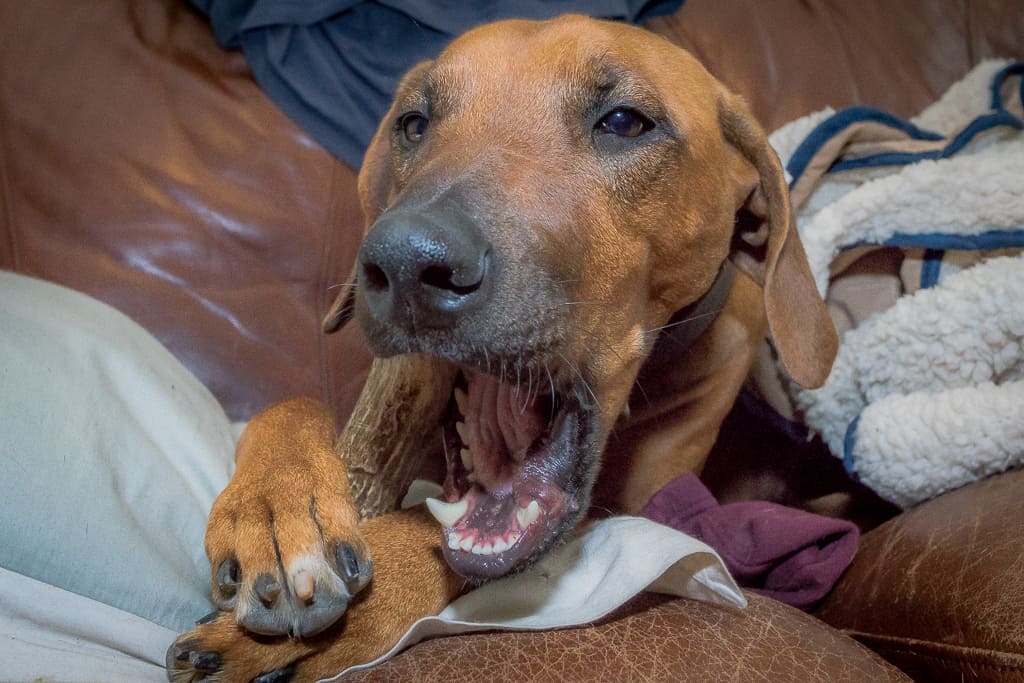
[645,261,735,370]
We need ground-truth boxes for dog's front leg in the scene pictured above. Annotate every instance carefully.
[167,511,459,682]
[167,394,462,682]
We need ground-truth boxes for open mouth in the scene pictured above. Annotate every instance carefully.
[424,367,594,580]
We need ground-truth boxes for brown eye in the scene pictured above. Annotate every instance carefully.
[596,108,654,138]
[399,112,428,143]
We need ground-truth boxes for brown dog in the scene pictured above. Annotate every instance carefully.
[168,14,836,681]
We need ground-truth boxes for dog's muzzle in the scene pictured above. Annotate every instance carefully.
[358,206,492,332]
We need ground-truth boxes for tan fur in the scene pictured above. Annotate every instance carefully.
[169,15,835,681]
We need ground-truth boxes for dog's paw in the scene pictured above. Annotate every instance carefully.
[204,473,374,639]
[204,399,374,638]
[166,611,312,683]
[170,508,462,683]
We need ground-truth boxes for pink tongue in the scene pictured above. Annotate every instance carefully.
[464,373,546,490]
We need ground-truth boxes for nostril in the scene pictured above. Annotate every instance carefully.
[420,264,482,296]
[363,262,389,292]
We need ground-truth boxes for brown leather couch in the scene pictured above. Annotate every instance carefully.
[2,1,1021,680]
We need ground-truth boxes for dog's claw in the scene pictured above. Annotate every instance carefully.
[189,650,223,673]
[252,664,297,683]
[196,610,219,626]
[167,639,192,665]
[216,558,241,605]
[166,638,223,680]
[254,573,281,606]
[335,541,373,595]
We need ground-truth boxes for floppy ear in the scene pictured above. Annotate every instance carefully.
[323,61,434,334]
[718,92,837,388]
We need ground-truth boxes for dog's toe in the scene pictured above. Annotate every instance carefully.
[166,612,316,683]
[335,541,375,595]
[206,477,373,638]
[166,636,222,681]
[251,664,297,683]
[235,569,345,638]
[230,542,372,638]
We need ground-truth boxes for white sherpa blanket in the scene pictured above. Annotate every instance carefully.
[766,60,1024,508]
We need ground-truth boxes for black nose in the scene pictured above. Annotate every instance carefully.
[358,208,491,329]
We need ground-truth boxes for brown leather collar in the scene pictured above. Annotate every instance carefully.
[645,261,735,368]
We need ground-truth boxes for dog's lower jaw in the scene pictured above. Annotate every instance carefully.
[421,367,600,580]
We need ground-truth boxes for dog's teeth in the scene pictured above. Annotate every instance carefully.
[460,448,474,471]
[516,500,541,529]
[471,543,484,555]
[467,471,478,484]
[425,497,468,528]
[459,535,475,552]
[492,538,508,553]
[454,387,469,415]
[455,421,469,444]
[447,532,461,550]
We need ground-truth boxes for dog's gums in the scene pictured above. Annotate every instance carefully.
[425,368,591,580]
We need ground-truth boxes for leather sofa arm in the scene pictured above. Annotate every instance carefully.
[816,468,1024,681]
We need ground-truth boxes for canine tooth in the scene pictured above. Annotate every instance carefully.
[454,387,469,415]
[516,500,541,529]
[460,448,474,471]
[459,536,475,552]
[425,497,468,528]
[455,421,469,444]
[492,538,508,553]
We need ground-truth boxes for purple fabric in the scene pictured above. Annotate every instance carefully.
[641,473,859,610]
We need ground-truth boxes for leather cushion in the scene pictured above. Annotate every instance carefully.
[816,468,1024,682]
[0,0,370,422]
[647,0,1024,132]
[346,592,909,682]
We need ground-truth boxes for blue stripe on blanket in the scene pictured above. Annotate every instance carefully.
[920,249,945,289]
[842,229,1024,253]
[831,110,1023,173]
[786,61,1024,187]
[839,230,1024,286]
[843,414,861,476]
[867,229,1024,251]
[990,62,1024,110]
[785,107,943,186]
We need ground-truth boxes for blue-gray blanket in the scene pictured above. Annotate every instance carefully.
[191,0,682,168]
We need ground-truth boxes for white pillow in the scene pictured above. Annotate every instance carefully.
[0,270,235,632]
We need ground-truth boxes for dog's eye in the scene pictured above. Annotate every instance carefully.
[398,112,429,144]
[596,108,654,138]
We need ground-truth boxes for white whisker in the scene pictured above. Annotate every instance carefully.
[557,352,600,410]
[644,308,723,334]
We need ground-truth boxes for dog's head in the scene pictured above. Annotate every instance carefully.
[325,15,836,579]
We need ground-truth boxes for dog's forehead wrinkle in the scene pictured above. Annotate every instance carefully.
[433,26,645,122]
